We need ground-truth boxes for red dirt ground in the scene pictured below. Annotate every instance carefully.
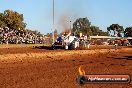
[0,45,132,88]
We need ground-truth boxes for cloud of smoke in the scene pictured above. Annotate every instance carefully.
[58,14,71,33]
[54,0,84,33]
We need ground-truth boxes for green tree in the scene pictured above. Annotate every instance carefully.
[0,13,6,27]
[73,17,108,36]
[107,24,124,37]
[0,20,6,28]
[124,27,132,37]
[90,26,100,35]
[73,17,91,35]
[3,9,26,30]
[90,26,108,36]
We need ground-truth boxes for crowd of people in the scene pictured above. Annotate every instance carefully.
[0,27,44,44]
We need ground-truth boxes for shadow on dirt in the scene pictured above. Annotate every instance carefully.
[33,45,65,50]
[33,46,52,50]
[124,56,132,58]
[115,56,132,60]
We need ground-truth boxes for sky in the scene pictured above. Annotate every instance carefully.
[0,0,132,34]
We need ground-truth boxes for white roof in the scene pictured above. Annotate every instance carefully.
[90,36,121,39]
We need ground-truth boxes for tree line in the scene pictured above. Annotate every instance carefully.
[72,17,108,36]
[72,17,132,37]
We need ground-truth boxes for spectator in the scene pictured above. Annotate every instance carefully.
[0,27,45,44]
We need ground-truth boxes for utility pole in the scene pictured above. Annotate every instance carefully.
[70,20,72,35]
[70,21,71,30]
[52,0,55,44]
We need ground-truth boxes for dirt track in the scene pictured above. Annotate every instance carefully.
[0,45,132,88]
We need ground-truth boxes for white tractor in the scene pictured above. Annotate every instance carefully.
[51,32,79,50]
